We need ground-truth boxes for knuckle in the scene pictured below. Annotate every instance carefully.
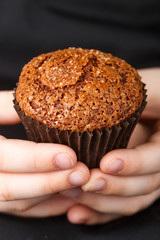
[148,175,156,192]
[32,153,40,172]
[104,177,113,194]
[132,148,143,174]
[44,175,57,194]
[0,185,12,202]
[30,144,41,171]
[31,144,53,172]
[148,174,160,193]
[12,202,30,213]
[106,177,126,196]
[116,184,126,196]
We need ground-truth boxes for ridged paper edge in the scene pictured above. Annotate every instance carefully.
[13,84,147,168]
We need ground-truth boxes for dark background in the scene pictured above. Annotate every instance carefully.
[0,0,160,239]
[0,0,160,90]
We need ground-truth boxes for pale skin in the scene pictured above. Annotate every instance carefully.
[0,67,160,225]
[0,92,90,216]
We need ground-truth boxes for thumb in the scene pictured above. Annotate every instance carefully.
[0,91,21,125]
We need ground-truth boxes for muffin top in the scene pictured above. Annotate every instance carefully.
[16,47,143,132]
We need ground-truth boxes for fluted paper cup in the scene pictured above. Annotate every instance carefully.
[13,84,147,168]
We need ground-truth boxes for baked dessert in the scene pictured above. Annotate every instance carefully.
[14,47,147,168]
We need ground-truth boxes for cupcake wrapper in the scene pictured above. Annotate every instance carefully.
[13,84,147,168]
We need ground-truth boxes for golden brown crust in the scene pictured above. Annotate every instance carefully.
[16,48,143,132]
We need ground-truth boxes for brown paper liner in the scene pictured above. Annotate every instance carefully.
[13,84,147,169]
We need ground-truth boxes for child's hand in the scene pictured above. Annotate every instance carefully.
[62,124,160,225]
[62,68,160,225]
[0,91,89,217]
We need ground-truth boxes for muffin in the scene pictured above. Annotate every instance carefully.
[14,47,147,168]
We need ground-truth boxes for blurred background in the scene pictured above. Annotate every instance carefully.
[0,0,160,91]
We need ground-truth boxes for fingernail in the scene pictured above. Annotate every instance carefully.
[69,171,87,186]
[55,153,74,170]
[62,188,82,198]
[106,159,123,173]
[87,178,106,192]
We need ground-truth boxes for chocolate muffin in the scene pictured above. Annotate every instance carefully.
[14,48,147,168]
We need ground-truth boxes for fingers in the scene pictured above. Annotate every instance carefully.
[67,204,121,225]
[62,188,160,216]
[13,195,75,218]
[0,162,90,201]
[81,169,160,196]
[0,91,21,125]
[0,138,77,172]
[0,195,50,214]
[128,122,151,148]
[138,68,160,120]
[100,142,160,176]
